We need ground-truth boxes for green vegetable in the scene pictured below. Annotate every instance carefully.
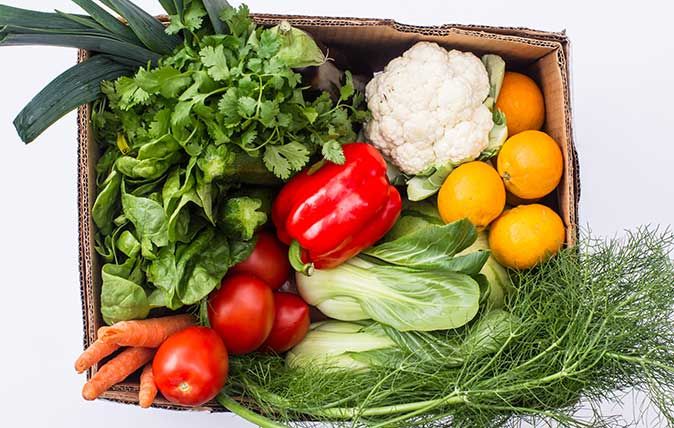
[101,4,366,181]
[363,218,489,274]
[101,257,150,325]
[405,164,454,202]
[457,231,512,308]
[0,2,173,143]
[481,54,506,110]
[98,0,180,54]
[479,108,508,160]
[219,197,268,240]
[11,55,132,143]
[297,219,489,331]
[223,228,674,427]
[269,21,326,68]
[298,257,482,331]
[287,310,519,372]
[287,321,397,371]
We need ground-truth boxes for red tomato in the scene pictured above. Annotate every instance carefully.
[208,274,275,355]
[152,326,228,407]
[263,292,311,353]
[230,231,290,290]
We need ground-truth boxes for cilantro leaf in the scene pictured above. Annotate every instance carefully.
[136,66,193,99]
[302,107,319,124]
[263,143,311,180]
[340,71,356,102]
[240,127,258,148]
[220,4,252,37]
[218,89,240,123]
[115,77,151,110]
[259,100,280,128]
[258,30,281,59]
[322,140,346,164]
[199,45,229,81]
[166,1,207,34]
[237,96,257,118]
[149,109,172,137]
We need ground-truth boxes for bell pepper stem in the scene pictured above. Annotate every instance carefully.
[289,240,314,276]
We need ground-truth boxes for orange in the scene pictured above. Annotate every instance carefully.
[437,161,505,229]
[496,72,545,136]
[489,204,565,270]
[497,130,563,200]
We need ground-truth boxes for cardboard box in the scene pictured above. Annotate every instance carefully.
[77,15,579,411]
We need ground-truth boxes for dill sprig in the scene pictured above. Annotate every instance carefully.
[223,227,674,427]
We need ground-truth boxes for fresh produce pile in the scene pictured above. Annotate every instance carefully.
[2,1,673,427]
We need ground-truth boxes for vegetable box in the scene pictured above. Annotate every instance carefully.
[77,14,579,410]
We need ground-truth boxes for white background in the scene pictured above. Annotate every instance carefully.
[1,0,672,427]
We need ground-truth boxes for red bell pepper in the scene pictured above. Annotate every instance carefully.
[272,143,402,274]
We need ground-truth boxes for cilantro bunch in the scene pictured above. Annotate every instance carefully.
[99,3,367,181]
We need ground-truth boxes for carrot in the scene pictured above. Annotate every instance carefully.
[82,347,155,401]
[98,314,196,348]
[138,364,158,408]
[74,339,120,374]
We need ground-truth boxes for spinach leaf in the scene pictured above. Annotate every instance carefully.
[92,169,121,235]
[116,230,140,258]
[101,257,150,325]
[121,188,169,257]
[147,227,252,307]
[196,171,215,224]
[115,151,181,180]
[179,233,232,304]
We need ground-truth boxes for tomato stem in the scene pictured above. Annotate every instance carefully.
[217,394,289,428]
[288,240,314,276]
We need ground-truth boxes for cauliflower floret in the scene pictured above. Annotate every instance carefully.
[365,42,493,175]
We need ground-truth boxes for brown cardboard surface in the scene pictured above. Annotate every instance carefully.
[77,15,578,411]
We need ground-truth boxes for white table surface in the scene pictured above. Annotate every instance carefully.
[0,0,672,427]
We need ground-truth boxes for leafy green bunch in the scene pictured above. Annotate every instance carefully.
[220,228,674,428]
[99,2,366,181]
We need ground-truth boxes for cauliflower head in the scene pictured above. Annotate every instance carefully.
[365,42,493,175]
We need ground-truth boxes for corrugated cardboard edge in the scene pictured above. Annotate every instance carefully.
[77,16,580,412]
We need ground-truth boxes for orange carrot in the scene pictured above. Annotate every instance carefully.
[138,364,157,408]
[98,314,196,348]
[82,347,155,401]
[74,339,120,374]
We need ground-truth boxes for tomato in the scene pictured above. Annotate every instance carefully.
[208,274,275,355]
[152,326,228,407]
[230,231,290,289]
[263,292,311,353]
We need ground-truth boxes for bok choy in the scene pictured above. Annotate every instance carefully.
[297,218,493,331]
